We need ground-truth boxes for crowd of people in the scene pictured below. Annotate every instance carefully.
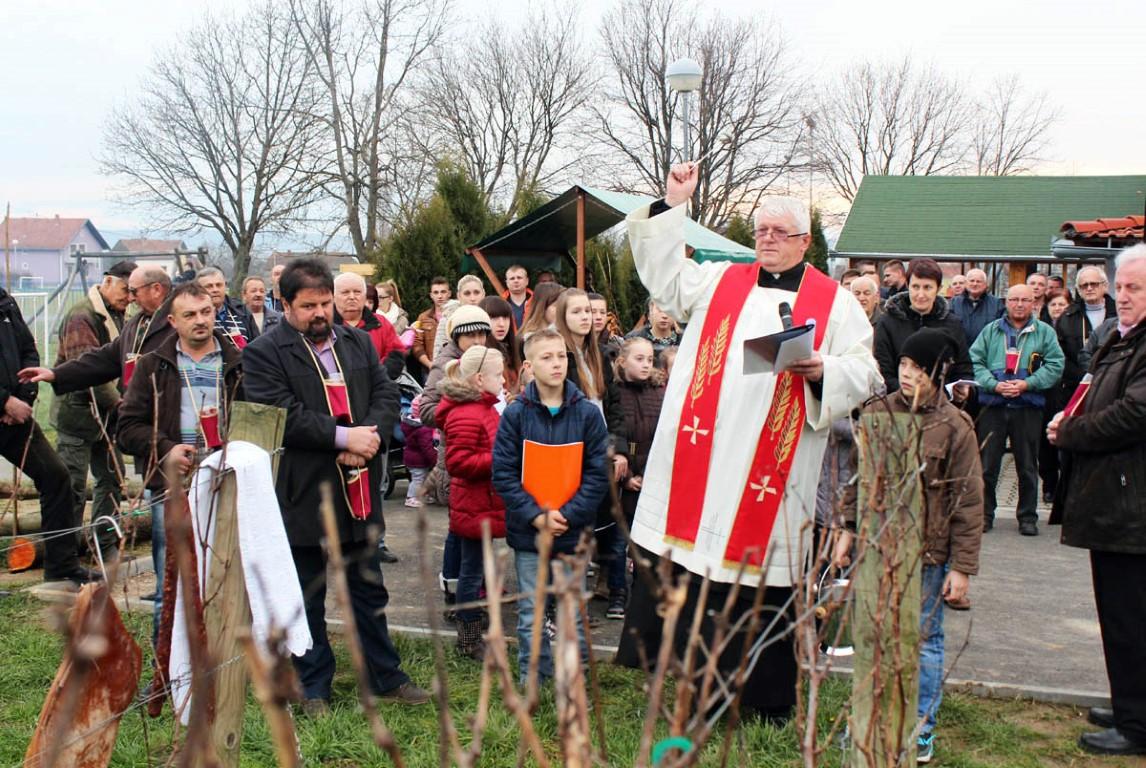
[2,181,1144,760]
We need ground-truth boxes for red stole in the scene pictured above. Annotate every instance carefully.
[303,336,371,520]
[663,263,837,571]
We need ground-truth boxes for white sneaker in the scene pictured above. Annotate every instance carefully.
[405,497,423,508]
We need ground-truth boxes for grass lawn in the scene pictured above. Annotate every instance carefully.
[0,587,1137,767]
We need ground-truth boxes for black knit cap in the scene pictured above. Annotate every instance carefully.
[899,328,957,384]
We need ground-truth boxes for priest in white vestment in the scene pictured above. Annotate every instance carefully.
[615,163,881,721]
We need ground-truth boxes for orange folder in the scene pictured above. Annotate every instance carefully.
[522,440,583,511]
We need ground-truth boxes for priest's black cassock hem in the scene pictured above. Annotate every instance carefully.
[614,547,798,717]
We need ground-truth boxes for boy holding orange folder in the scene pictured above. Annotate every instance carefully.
[492,328,609,685]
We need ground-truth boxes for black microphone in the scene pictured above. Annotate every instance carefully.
[778,301,793,330]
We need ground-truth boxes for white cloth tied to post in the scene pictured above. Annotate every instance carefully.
[169,441,312,724]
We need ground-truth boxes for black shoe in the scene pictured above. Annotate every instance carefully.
[1042,489,1055,504]
[983,518,994,532]
[1019,521,1039,536]
[606,593,626,620]
[44,566,104,585]
[1088,707,1115,728]
[1078,728,1146,756]
[377,545,399,564]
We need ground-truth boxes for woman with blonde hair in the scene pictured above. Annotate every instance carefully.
[375,279,409,334]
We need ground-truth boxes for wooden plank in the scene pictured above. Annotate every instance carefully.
[850,411,924,767]
[204,402,287,767]
[203,474,247,765]
[228,401,287,475]
[1008,261,1027,289]
[469,248,507,296]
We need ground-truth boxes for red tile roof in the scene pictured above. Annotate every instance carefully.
[112,238,186,253]
[2,216,93,249]
[1060,215,1144,242]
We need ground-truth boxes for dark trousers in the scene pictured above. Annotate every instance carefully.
[455,536,485,623]
[616,549,798,717]
[0,420,78,576]
[56,431,124,554]
[291,544,409,701]
[977,406,1041,525]
[1091,550,1146,743]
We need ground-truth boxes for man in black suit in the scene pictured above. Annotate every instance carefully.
[0,287,89,583]
[243,258,430,715]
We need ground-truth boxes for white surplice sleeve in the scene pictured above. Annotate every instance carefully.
[626,203,729,324]
[804,286,883,430]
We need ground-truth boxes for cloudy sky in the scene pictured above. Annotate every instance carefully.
[1,0,1143,245]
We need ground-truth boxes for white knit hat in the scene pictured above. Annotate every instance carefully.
[446,305,492,341]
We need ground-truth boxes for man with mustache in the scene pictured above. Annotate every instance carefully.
[242,258,430,715]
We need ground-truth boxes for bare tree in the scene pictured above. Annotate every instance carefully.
[101,3,323,284]
[594,0,804,227]
[972,75,1057,176]
[814,57,974,202]
[418,4,595,219]
[290,0,450,256]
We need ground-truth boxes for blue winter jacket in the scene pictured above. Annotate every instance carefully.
[492,380,609,555]
[950,293,1005,345]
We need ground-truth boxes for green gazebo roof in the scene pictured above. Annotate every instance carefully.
[835,175,1146,260]
[464,185,753,275]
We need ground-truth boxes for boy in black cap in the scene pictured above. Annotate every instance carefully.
[834,327,984,764]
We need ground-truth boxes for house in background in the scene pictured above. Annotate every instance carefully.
[1,215,110,290]
[833,175,1146,291]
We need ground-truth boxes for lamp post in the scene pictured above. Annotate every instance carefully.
[804,114,817,211]
[666,58,702,161]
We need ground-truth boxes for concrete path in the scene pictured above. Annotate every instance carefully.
[13,454,1110,705]
[372,454,1110,705]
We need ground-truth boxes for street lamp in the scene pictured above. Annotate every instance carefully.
[666,58,702,161]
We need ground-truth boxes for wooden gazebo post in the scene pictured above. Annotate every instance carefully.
[468,247,507,295]
[576,189,586,289]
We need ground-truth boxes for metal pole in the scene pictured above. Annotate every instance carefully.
[4,203,10,292]
[681,92,693,162]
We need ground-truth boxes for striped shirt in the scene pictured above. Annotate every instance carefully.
[176,339,224,451]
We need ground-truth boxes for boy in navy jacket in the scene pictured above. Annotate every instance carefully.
[492,329,609,685]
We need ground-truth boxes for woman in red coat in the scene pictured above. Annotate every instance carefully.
[436,345,506,659]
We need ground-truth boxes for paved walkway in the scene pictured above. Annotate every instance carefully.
[13,454,1110,705]
[372,454,1109,705]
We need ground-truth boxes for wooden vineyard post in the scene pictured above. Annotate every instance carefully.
[850,411,924,768]
[203,403,287,766]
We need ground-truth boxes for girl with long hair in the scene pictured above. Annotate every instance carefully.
[480,296,522,394]
[554,288,630,605]
[518,281,565,340]
[608,336,666,619]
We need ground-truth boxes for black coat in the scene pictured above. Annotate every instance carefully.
[218,296,260,343]
[564,343,626,454]
[1054,324,1146,554]
[1056,295,1117,392]
[0,288,39,406]
[874,293,973,392]
[242,319,400,547]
